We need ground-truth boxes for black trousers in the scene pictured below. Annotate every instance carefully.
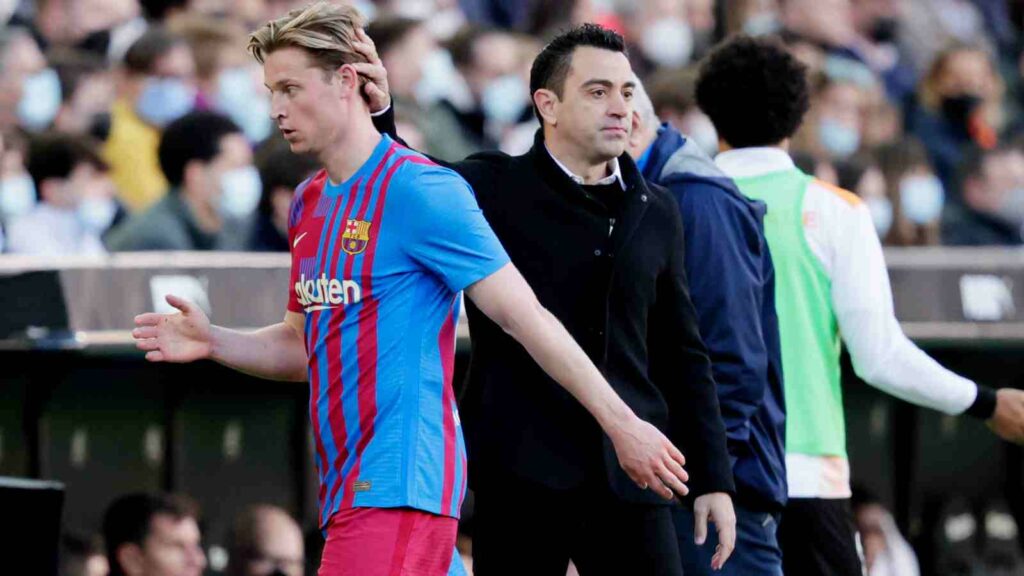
[779,497,863,576]
[471,476,683,576]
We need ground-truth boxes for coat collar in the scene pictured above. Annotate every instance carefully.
[525,128,654,250]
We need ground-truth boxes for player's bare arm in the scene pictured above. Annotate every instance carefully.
[132,295,308,383]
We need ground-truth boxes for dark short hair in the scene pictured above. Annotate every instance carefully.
[123,26,184,75]
[139,0,188,22]
[48,48,107,104]
[835,150,878,193]
[26,131,108,198]
[103,493,199,576]
[255,136,319,216]
[366,16,422,58]
[158,111,241,188]
[529,23,626,122]
[696,34,810,148]
[445,25,493,71]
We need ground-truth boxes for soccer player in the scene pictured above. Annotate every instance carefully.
[694,35,1024,575]
[131,4,688,576]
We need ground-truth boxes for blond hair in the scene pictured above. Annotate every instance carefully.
[248,1,366,73]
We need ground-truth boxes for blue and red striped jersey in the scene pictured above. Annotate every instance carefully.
[286,135,509,528]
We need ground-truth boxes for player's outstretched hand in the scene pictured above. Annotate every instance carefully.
[132,295,212,363]
[609,416,689,500]
[989,388,1024,444]
[352,28,391,114]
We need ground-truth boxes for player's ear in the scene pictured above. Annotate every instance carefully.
[534,88,559,127]
[337,64,360,99]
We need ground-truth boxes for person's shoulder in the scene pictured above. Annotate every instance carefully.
[659,140,757,208]
[386,147,480,208]
[803,178,871,242]
[805,177,864,214]
[660,138,726,182]
[453,149,515,184]
[107,198,188,250]
[391,146,470,187]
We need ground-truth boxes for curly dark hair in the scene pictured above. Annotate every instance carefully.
[696,34,810,148]
[529,23,626,122]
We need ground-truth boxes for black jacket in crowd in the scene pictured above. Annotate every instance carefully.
[375,111,734,505]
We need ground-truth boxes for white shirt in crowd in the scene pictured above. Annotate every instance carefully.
[7,204,107,257]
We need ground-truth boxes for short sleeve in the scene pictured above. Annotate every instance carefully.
[397,164,509,292]
[286,176,315,314]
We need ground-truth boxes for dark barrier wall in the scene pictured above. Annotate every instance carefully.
[1,249,1021,574]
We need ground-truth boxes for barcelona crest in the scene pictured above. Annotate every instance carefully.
[342,219,371,255]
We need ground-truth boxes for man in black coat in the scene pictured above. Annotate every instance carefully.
[357,24,734,576]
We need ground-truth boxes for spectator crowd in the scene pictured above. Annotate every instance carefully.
[1,0,1024,256]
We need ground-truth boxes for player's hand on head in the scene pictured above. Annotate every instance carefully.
[352,28,391,114]
[988,388,1024,444]
[610,416,688,501]
[132,295,213,363]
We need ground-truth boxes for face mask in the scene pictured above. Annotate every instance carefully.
[818,118,860,159]
[77,196,118,233]
[998,187,1024,225]
[899,174,945,224]
[0,175,37,222]
[352,0,377,21]
[216,67,272,143]
[941,94,983,129]
[870,17,900,43]
[218,166,262,219]
[18,68,62,131]
[136,77,196,128]
[866,196,893,237]
[743,13,782,36]
[481,74,529,125]
[682,113,719,156]
[641,19,693,68]
[415,49,466,106]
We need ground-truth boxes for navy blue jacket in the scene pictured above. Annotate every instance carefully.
[640,124,787,511]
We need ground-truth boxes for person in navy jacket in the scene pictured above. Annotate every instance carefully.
[628,83,787,576]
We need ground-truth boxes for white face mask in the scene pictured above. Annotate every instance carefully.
[481,74,530,125]
[0,174,38,221]
[899,174,945,224]
[641,19,694,68]
[416,49,467,106]
[218,166,262,219]
[216,66,272,144]
[866,196,893,237]
[681,112,719,157]
[18,68,62,131]
[77,196,118,234]
[998,186,1024,225]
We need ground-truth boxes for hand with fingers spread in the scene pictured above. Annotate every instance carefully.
[608,416,689,500]
[132,295,212,363]
[693,492,736,571]
[352,28,391,113]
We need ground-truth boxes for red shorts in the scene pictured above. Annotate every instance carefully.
[317,507,465,576]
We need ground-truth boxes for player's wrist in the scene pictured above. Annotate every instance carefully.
[205,325,226,362]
